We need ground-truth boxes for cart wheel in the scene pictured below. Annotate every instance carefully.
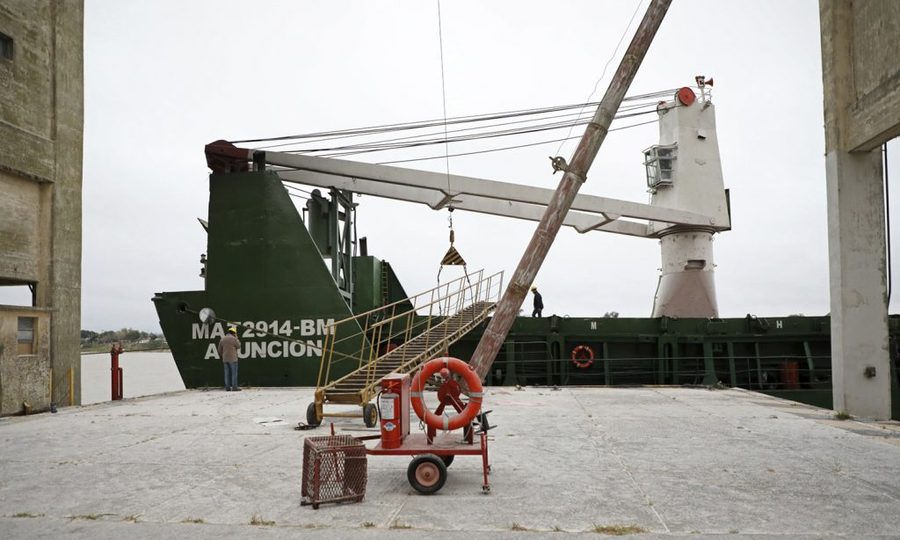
[363,403,378,428]
[407,454,447,495]
[306,402,321,427]
[440,454,455,468]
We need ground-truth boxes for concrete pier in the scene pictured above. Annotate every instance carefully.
[2,387,900,538]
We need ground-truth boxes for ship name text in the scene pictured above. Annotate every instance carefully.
[191,319,334,360]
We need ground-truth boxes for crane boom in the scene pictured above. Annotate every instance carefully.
[267,153,728,238]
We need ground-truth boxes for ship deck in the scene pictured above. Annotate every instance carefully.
[2,386,900,538]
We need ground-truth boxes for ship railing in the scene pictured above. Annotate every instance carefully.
[489,348,840,391]
[316,269,503,397]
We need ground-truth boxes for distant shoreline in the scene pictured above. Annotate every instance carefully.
[81,347,170,355]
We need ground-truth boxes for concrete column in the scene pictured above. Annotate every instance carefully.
[48,0,84,406]
[826,149,890,419]
[820,0,900,419]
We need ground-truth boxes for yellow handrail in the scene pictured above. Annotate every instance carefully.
[317,269,504,395]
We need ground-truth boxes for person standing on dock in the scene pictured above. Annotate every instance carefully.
[531,286,543,318]
[218,326,241,391]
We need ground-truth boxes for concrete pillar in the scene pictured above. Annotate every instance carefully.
[826,150,890,418]
[48,0,84,407]
[820,0,899,419]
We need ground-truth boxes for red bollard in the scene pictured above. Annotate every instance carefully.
[110,342,124,400]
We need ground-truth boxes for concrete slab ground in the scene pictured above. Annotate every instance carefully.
[2,386,900,538]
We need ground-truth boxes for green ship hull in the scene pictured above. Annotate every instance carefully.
[153,170,900,419]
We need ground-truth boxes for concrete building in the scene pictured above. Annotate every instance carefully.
[820,0,900,419]
[0,1,83,415]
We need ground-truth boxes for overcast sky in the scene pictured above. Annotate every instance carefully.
[33,0,900,332]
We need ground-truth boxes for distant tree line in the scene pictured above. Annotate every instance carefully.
[80,328,167,351]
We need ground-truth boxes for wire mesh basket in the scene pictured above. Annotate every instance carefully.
[301,435,368,509]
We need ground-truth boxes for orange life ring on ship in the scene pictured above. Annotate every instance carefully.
[571,345,595,369]
[410,357,483,431]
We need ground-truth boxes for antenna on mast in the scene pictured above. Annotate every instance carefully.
[695,75,714,104]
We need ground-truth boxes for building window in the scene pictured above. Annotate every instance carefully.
[0,32,13,60]
[644,144,677,191]
[17,317,35,355]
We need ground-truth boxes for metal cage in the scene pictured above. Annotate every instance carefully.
[301,435,368,509]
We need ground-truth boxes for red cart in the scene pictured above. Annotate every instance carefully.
[363,358,493,494]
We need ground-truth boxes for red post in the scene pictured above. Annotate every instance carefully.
[111,342,124,400]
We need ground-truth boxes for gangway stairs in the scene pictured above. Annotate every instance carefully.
[306,270,503,427]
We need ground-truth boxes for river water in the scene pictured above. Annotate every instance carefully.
[81,351,185,405]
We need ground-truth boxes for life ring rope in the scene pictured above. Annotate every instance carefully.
[571,344,595,369]
[410,357,483,431]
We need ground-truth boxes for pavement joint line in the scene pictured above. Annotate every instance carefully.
[852,476,900,504]
[381,494,410,528]
[140,465,223,520]
[570,390,671,534]
[88,424,200,460]
[646,386,729,421]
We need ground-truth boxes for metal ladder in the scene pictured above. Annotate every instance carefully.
[309,270,503,426]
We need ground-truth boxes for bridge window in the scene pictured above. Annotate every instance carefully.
[644,144,677,190]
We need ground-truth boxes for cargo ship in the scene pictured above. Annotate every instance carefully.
[152,83,900,419]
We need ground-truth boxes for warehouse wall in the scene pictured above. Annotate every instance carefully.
[0,0,83,413]
[0,308,52,415]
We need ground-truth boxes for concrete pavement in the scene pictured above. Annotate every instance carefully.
[2,386,900,538]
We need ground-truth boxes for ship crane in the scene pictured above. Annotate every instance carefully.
[293,0,689,499]
[206,78,729,319]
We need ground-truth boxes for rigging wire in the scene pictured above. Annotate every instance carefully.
[233,88,679,147]
[232,86,680,170]
[436,0,452,193]
[272,116,659,169]
[433,0,472,294]
[259,109,605,152]
[555,0,646,157]
[283,183,316,196]
[375,117,659,165]
[286,192,311,202]
[258,100,662,154]
[296,106,669,159]
[238,103,600,146]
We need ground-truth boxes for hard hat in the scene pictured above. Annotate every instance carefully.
[228,327,237,334]
[531,286,537,292]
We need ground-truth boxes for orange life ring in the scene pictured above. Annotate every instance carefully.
[571,345,595,369]
[410,357,483,431]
